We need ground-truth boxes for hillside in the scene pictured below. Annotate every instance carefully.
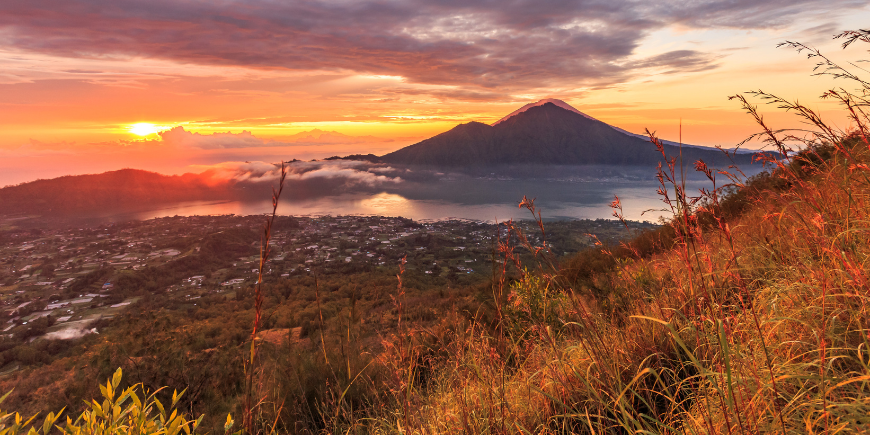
[381,101,766,168]
[0,169,235,216]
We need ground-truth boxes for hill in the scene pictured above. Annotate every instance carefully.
[0,169,235,216]
[381,100,766,168]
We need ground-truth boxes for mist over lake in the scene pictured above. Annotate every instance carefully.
[1,161,765,227]
[90,176,716,224]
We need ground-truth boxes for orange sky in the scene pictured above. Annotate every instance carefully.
[1,1,869,186]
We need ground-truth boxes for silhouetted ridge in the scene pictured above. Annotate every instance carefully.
[381,102,767,167]
[0,169,234,216]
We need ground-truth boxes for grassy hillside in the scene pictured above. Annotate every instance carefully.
[365,32,870,433]
[390,137,870,433]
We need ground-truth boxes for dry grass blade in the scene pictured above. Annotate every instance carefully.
[244,161,287,435]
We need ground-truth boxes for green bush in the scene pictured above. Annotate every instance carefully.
[0,368,221,435]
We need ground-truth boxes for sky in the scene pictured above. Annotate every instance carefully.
[2,0,870,186]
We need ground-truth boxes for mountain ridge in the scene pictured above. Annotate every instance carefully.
[380,102,766,168]
[0,169,236,216]
[491,98,749,153]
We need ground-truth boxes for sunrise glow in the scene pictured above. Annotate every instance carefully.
[127,123,166,137]
[0,2,868,187]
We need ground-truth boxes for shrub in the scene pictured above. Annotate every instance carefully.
[0,368,214,435]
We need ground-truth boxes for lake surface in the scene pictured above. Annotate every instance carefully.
[96,178,712,223]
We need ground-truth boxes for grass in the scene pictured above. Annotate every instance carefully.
[359,30,870,434]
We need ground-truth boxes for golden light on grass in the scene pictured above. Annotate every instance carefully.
[128,123,164,136]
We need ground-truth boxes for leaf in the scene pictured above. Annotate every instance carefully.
[130,390,142,411]
[0,391,12,406]
[42,409,62,435]
[153,400,166,421]
[223,414,234,433]
[193,415,203,433]
[111,368,123,389]
[171,388,186,408]
[166,416,182,435]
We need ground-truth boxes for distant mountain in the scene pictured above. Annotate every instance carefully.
[381,99,766,168]
[0,169,235,216]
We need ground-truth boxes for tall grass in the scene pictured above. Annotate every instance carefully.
[376,29,870,434]
[244,161,287,435]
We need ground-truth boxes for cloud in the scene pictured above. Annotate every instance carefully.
[281,129,395,145]
[159,127,264,149]
[653,0,867,29]
[798,21,844,43]
[380,86,510,102]
[195,160,404,187]
[2,0,862,93]
[627,50,722,74]
[158,126,392,149]
[198,161,280,182]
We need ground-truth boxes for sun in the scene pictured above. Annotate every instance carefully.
[128,123,163,136]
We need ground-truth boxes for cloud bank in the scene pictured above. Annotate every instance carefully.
[2,0,864,92]
[196,160,404,188]
[0,128,410,187]
[158,127,394,149]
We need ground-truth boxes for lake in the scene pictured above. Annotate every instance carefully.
[95,178,714,223]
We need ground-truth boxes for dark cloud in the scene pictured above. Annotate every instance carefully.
[0,0,864,91]
[380,87,510,102]
[800,21,843,43]
[653,0,866,29]
[628,50,722,74]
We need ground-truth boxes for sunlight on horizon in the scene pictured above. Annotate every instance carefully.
[358,192,412,214]
[128,123,166,136]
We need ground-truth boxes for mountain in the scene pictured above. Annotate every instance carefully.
[493,98,599,125]
[0,169,235,216]
[381,99,765,168]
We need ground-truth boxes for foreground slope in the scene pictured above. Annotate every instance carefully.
[400,135,870,433]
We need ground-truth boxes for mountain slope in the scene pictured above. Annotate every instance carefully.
[381,101,764,167]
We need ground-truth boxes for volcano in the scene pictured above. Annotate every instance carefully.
[380,99,765,168]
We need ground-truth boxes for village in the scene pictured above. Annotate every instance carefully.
[0,214,656,351]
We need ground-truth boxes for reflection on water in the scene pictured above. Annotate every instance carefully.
[105,178,700,223]
[358,193,412,215]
